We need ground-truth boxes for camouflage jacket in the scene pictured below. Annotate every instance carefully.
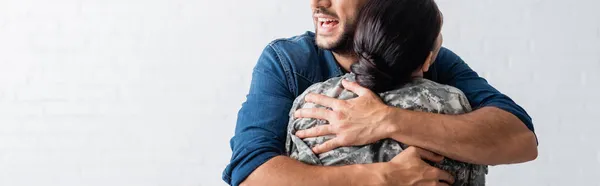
[285,73,488,186]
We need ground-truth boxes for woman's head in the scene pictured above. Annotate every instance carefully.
[351,0,443,93]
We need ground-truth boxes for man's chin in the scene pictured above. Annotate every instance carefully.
[315,30,353,53]
[315,37,338,50]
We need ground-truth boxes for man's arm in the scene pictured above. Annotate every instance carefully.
[386,47,537,165]
[242,146,455,186]
[223,45,373,186]
[294,47,537,166]
[386,107,537,165]
[241,156,363,186]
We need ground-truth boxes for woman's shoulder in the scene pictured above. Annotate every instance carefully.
[301,74,349,95]
[305,74,359,100]
[290,74,355,110]
[381,78,472,113]
[408,78,467,96]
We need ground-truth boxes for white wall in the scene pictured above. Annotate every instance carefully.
[0,0,598,186]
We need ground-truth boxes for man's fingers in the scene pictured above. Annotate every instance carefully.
[434,182,451,186]
[312,138,341,154]
[423,168,455,185]
[305,93,345,110]
[295,125,334,138]
[341,79,371,96]
[433,168,455,185]
[294,108,335,120]
[414,147,444,163]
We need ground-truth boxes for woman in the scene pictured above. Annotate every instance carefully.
[285,0,487,185]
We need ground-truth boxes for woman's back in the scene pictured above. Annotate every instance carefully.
[286,73,487,185]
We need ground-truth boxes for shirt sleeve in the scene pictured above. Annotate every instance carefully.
[222,45,295,186]
[430,47,535,132]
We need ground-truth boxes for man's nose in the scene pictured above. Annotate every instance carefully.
[311,0,332,9]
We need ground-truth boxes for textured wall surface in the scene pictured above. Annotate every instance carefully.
[0,0,599,186]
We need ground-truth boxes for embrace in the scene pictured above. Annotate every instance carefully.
[224,0,538,186]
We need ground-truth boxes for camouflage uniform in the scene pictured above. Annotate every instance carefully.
[286,73,488,186]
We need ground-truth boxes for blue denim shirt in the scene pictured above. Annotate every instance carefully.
[222,32,534,186]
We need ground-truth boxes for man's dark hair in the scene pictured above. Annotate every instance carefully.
[351,0,442,93]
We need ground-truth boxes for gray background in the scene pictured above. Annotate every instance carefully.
[0,0,599,185]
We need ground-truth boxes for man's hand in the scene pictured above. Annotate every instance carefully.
[373,146,455,186]
[294,79,394,154]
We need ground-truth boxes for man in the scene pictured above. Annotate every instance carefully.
[223,0,538,185]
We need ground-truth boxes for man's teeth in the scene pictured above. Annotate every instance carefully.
[318,18,338,22]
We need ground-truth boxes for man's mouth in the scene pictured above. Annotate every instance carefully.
[315,14,340,36]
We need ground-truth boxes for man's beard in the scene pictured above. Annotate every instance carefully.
[316,23,355,55]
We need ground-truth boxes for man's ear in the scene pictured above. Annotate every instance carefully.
[422,52,434,72]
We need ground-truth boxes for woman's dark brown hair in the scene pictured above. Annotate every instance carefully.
[351,0,443,93]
